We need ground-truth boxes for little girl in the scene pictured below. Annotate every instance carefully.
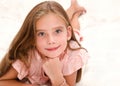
[0,0,88,86]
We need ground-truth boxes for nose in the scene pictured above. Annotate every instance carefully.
[47,34,55,45]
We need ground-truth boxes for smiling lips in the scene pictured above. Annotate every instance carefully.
[45,45,60,51]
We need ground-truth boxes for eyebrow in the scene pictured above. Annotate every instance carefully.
[36,29,46,32]
[36,25,66,32]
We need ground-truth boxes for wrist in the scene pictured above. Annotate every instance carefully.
[51,77,67,86]
[58,79,67,86]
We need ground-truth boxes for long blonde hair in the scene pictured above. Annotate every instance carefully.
[0,1,83,82]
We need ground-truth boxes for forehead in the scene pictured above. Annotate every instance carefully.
[36,13,66,30]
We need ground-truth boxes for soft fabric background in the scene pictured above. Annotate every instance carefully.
[0,0,120,86]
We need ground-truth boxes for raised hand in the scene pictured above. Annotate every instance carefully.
[43,58,64,85]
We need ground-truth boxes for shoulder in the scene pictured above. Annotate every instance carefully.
[12,49,43,80]
[62,40,89,75]
[67,47,89,62]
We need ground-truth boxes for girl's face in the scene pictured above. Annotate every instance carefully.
[35,13,71,58]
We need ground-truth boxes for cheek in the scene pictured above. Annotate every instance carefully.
[36,38,46,49]
[58,36,68,45]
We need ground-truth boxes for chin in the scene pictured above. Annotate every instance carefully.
[46,53,61,59]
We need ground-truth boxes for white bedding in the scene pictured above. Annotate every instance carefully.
[0,0,120,86]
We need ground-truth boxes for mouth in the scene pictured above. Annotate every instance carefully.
[45,45,60,51]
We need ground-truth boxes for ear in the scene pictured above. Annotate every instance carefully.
[67,26,72,41]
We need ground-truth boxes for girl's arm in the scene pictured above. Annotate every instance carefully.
[51,71,77,86]
[64,71,77,86]
[43,58,77,86]
[0,67,32,86]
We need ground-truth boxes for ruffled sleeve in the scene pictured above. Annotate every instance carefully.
[62,48,89,76]
[12,60,28,80]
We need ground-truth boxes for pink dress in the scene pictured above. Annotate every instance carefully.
[12,30,89,85]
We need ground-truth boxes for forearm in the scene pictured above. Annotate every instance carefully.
[51,76,69,86]
[0,79,32,86]
[52,80,69,86]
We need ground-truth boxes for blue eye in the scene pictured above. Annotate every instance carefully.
[38,32,45,37]
[56,29,62,33]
